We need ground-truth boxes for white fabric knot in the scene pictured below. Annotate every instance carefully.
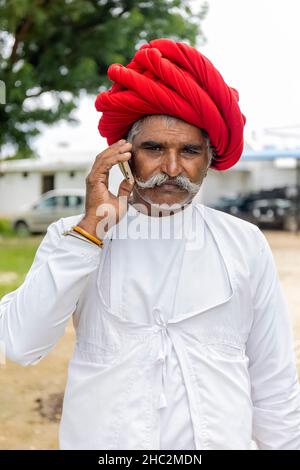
[153,307,172,409]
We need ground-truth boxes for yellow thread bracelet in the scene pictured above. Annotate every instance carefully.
[72,225,104,247]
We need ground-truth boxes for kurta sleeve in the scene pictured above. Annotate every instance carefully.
[0,217,102,366]
[247,227,300,449]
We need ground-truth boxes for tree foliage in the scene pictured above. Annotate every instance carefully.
[0,0,208,159]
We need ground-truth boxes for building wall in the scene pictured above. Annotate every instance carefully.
[200,170,251,205]
[0,172,41,216]
[55,170,87,191]
[249,162,296,191]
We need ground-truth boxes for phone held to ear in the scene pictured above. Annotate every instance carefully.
[118,161,135,185]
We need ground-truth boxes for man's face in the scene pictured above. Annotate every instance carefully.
[130,116,210,208]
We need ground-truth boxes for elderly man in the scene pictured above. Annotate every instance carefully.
[1,39,300,450]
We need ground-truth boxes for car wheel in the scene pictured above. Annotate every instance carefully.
[14,221,30,236]
[283,215,298,232]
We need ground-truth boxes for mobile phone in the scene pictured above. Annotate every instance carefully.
[118,161,135,185]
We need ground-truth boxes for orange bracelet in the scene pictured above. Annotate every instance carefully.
[72,225,104,247]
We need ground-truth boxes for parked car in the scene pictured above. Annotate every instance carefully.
[11,189,85,235]
[213,194,256,216]
[213,195,300,231]
[248,198,299,231]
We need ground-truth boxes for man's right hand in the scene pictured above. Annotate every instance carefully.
[78,139,135,239]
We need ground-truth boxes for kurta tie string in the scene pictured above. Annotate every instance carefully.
[153,308,173,410]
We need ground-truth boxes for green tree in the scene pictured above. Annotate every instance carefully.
[0,0,208,159]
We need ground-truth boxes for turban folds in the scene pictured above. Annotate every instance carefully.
[95,38,246,171]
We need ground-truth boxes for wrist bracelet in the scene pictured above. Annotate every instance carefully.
[62,226,104,248]
[72,225,104,247]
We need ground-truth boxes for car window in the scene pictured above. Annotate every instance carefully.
[253,200,269,208]
[37,195,65,209]
[66,195,84,208]
[37,196,58,208]
[276,199,291,208]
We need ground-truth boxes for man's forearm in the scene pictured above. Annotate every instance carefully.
[0,224,101,366]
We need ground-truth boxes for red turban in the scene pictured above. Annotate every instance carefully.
[95,38,246,171]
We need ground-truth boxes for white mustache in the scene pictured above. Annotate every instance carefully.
[135,173,201,196]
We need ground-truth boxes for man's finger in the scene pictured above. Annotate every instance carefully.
[95,141,132,160]
[92,152,132,175]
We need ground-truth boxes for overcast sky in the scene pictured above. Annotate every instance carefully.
[34,0,300,161]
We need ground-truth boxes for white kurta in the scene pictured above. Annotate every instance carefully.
[1,200,300,450]
[101,201,231,449]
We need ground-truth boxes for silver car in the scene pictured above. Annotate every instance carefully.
[11,189,86,235]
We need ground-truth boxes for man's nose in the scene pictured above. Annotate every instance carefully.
[160,151,183,177]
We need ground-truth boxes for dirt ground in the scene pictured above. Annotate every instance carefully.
[0,230,299,450]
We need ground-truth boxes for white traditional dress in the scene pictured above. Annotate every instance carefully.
[1,200,300,450]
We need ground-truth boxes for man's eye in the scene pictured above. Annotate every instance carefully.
[145,146,161,151]
[183,149,200,155]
